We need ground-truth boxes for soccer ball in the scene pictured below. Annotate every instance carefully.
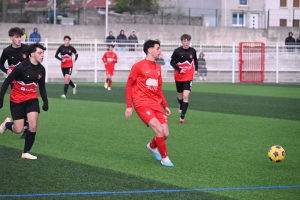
[268,145,285,162]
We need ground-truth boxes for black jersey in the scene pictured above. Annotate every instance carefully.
[170,46,198,81]
[0,59,48,104]
[0,44,29,73]
[55,45,78,68]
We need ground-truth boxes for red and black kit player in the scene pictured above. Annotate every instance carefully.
[55,35,78,99]
[0,43,49,159]
[0,27,30,139]
[102,44,118,90]
[170,34,198,124]
[125,39,174,167]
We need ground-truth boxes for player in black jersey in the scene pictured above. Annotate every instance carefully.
[170,34,198,124]
[0,27,30,139]
[55,36,78,99]
[0,43,48,159]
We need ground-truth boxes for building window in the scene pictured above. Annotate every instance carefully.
[280,19,287,26]
[232,13,245,26]
[293,20,300,27]
[280,0,287,7]
[240,0,248,6]
[293,0,300,7]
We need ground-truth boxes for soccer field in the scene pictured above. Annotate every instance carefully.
[0,83,299,199]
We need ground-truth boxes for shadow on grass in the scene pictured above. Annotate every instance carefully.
[45,84,300,121]
[0,146,236,200]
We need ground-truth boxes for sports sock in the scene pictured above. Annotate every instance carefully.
[149,137,157,148]
[5,122,13,131]
[63,84,69,95]
[155,136,168,158]
[69,80,75,88]
[180,102,189,119]
[177,98,183,110]
[108,79,112,87]
[106,78,109,83]
[24,130,36,153]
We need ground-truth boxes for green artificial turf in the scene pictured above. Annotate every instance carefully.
[0,83,299,199]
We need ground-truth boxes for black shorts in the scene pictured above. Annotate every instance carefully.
[175,81,193,93]
[61,67,73,76]
[10,99,40,120]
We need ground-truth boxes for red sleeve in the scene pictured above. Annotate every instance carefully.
[157,73,168,108]
[102,53,106,63]
[125,64,138,108]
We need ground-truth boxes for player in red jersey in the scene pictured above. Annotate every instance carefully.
[0,27,30,139]
[55,35,78,99]
[125,39,174,167]
[102,44,118,90]
[0,43,49,159]
[170,34,198,124]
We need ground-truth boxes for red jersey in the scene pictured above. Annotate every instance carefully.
[55,45,78,68]
[102,51,118,69]
[170,46,198,82]
[125,59,168,108]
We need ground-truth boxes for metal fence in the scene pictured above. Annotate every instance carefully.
[1,6,300,28]
[0,40,299,83]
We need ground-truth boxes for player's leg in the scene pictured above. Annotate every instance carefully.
[104,68,109,88]
[63,71,71,98]
[176,81,183,114]
[67,68,76,94]
[22,99,40,159]
[180,81,192,123]
[1,101,26,134]
[20,117,28,139]
[107,72,114,90]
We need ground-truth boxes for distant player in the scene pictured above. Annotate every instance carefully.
[102,44,118,90]
[0,43,49,159]
[125,39,174,167]
[0,27,30,139]
[55,35,78,99]
[170,34,198,124]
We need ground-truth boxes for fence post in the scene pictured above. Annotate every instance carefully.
[232,42,235,83]
[94,39,97,83]
[45,38,48,83]
[189,8,191,25]
[161,8,163,24]
[276,42,279,83]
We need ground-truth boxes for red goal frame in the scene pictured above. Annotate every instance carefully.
[239,42,265,82]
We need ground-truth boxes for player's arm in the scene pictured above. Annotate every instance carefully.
[157,75,170,115]
[170,50,182,72]
[54,47,62,61]
[102,53,107,65]
[38,70,48,111]
[0,51,8,74]
[125,65,138,118]
[0,66,22,108]
[72,47,78,61]
[193,50,198,71]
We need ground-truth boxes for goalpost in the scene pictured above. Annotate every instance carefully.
[239,42,265,82]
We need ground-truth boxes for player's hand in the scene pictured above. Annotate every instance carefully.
[7,69,12,75]
[0,99,3,109]
[125,108,132,119]
[165,107,171,116]
[62,59,66,62]
[42,103,48,111]
[180,69,186,73]
[194,70,198,75]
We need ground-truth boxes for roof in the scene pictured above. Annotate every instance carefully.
[25,0,52,11]
[68,0,115,9]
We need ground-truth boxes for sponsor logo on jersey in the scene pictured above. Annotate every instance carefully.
[145,78,158,91]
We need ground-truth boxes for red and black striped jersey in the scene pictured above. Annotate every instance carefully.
[7,59,46,103]
[55,45,78,68]
[0,44,29,73]
[170,46,198,82]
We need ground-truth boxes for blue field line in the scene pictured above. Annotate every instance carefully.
[0,185,299,198]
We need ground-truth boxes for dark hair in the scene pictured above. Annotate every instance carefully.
[8,27,23,37]
[108,44,115,48]
[143,39,160,54]
[180,34,191,41]
[28,43,46,54]
[64,35,71,40]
